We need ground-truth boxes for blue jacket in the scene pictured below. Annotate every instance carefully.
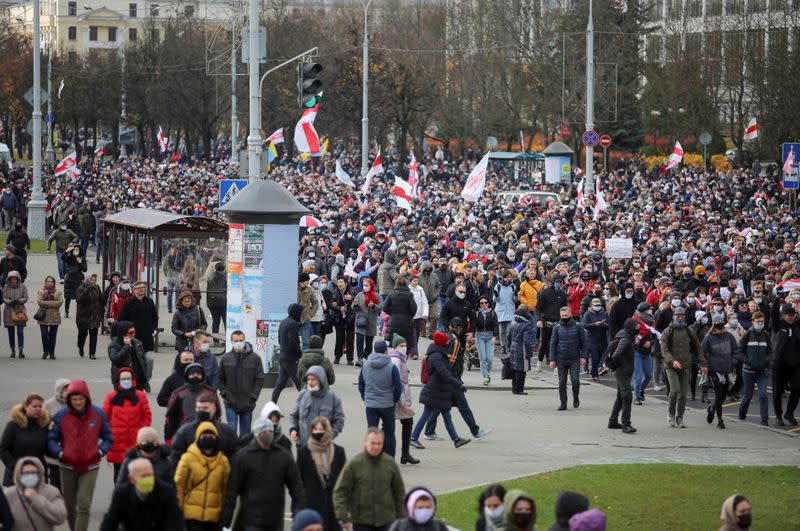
[580,309,609,351]
[358,352,402,408]
[0,192,18,210]
[493,282,517,322]
[507,313,535,372]
[550,319,587,362]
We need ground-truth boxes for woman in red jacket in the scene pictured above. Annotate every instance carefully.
[102,367,152,482]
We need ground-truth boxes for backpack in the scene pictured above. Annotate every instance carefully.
[420,356,430,384]
[604,333,624,370]
[206,273,227,308]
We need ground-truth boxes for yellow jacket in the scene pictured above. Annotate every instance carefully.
[518,279,543,311]
[174,422,230,523]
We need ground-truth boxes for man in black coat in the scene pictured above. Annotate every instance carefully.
[118,281,159,380]
[169,392,238,469]
[535,275,568,369]
[383,276,417,346]
[272,303,305,403]
[5,222,30,263]
[0,245,26,287]
[222,418,305,530]
[100,458,183,531]
[608,318,639,434]
[440,285,472,330]
[608,283,641,338]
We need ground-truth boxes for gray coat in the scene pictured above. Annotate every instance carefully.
[289,366,345,446]
[354,292,382,336]
[416,262,440,302]
[2,272,28,327]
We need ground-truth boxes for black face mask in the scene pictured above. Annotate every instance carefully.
[511,512,533,528]
[310,432,325,442]
[560,317,570,324]
[139,442,158,453]
[736,514,752,529]
[196,411,212,422]
[713,323,725,330]
[197,436,219,455]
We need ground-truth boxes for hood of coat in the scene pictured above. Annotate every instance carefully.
[335,254,345,265]
[112,366,139,390]
[366,351,392,369]
[288,303,305,322]
[6,270,21,285]
[114,320,135,339]
[623,318,639,336]
[420,260,434,273]
[260,400,282,421]
[12,456,45,491]
[513,309,532,323]
[183,362,206,381]
[720,495,751,531]
[53,378,71,405]
[303,365,329,393]
[65,380,92,412]
[194,420,219,440]
[10,402,50,429]
[503,489,537,531]
[383,250,396,265]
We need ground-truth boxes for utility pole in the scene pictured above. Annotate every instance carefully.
[246,0,260,182]
[584,0,595,195]
[45,43,54,162]
[28,0,46,240]
[360,0,372,177]
[120,43,128,159]
[230,24,238,165]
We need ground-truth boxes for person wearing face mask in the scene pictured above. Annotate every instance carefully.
[170,393,237,469]
[502,489,536,531]
[631,303,657,405]
[660,307,707,428]
[107,321,150,391]
[770,303,800,427]
[46,223,78,282]
[219,330,264,437]
[386,487,447,531]
[475,484,506,531]
[164,365,221,442]
[581,298,609,383]
[535,275,568,372]
[358,339,403,458]
[101,457,182,531]
[4,457,66,531]
[222,418,305,530]
[417,261,441,338]
[0,394,50,488]
[6,220,31,264]
[737,312,771,426]
[186,330,219,389]
[290,366,345,447]
[102,367,152,482]
[719,494,753,531]
[701,314,740,429]
[608,283,642,338]
[159,351,195,407]
[61,243,86,319]
[0,245,26,287]
[116,427,173,488]
[73,273,101,360]
[297,417,347,530]
[174,422,231,530]
[105,275,131,329]
[171,290,208,353]
[549,307,588,410]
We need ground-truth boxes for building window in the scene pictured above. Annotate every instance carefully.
[89,26,98,41]
[184,4,194,17]
[707,0,722,16]
[686,0,701,17]
[68,26,77,40]
[129,27,137,41]
[149,28,160,41]
[749,0,766,12]
[68,1,76,15]
[150,4,159,16]
[129,3,137,17]
[108,26,117,41]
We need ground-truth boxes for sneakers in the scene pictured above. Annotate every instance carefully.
[706,406,715,424]
[454,438,471,448]
[535,360,543,372]
[634,398,643,405]
[667,415,677,427]
[483,377,490,386]
[474,428,493,440]
[622,426,637,434]
[409,440,425,450]
[785,414,798,426]
[423,433,444,441]
[598,366,609,376]
[676,417,686,428]
[653,384,664,392]
[592,375,600,383]
[607,421,624,429]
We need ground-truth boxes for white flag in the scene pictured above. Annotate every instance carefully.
[157,126,168,153]
[594,175,607,220]
[294,103,321,155]
[744,118,758,140]
[666,141,683,170]
[394,175,413,212]
[461,152,490,202]
[266,128,284,145]
[335,159,355,187]
[57,79,65,99]
[407,152,420,197]
[361,149,384,195]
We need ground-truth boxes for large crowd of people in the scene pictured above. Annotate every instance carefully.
[0,143,792,530]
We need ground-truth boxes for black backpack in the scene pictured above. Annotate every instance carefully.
[206,273,227,308]
[604,333,624,370]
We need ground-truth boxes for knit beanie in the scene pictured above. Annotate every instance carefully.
[433,332,449,346]
[555,491,589,526]
[292,509,323,531]
[392,334,407,348]
[373,340,388,353]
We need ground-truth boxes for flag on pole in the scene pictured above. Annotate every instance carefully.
[361,149,384,195]
[54,152,80,179]
[744,118,759,140]
[264,142,278,170]
[576,178,586,210]
[57,79,65,99]
[666,141,683,170]
[265,128,284,144]
[335,159,355,187]
[320,138,329,158]
[294,102,321,156]
[394,176,413,212]
[594,174,607,220]
[783,147,795,175]
[157,127,168,153]
[407,152,420,197]
[461,152,490,202]
[94,145,106,157]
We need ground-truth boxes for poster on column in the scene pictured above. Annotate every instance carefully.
[241,224,267,367]
[226,224,245,343]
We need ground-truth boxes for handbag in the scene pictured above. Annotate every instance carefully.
[11,305,28,324]
[33,308,47,322]
[500,356,512,380]
[355,314,369,329]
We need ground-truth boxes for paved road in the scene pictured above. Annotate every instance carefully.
[0,254,798,529]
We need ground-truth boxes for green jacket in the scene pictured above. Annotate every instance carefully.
[298,348,336,385]
[660,324,706,369]
[333,451,405,527]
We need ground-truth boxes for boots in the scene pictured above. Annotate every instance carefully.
[17,348,24,359]
[42,352,48,360]
[401,454,420,465]
[49,353,55,360]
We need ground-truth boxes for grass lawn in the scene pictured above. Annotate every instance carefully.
[436,464,800,530]
[0,231,49,254]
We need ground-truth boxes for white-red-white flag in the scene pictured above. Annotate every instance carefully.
[784,147,795,175]
[594,174,607,220]
[54,152,80,180]
[157,127,168,153]
[266,128,284,145]
[744,118,759,140]
[94,145,106,157]
[666,141,683,170]
[407,152,420,197]
[395,176,413,212]
[461,152,490,202]
[361,149,384,195]
[576,178,586,210]
[293,103,321,155]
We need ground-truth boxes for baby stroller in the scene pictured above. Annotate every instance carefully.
[464,336,480,371]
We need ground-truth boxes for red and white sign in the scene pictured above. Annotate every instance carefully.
[599,135,612,148]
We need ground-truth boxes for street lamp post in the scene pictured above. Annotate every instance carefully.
[230,24,238,166]
[45,42,54,162]
[360,0,372,177]
[120,43,128,159]
[28,0,47,240]
[246,0,260,182]
[584,0,594,196]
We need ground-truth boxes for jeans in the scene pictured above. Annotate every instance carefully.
[366,406,396,457]
[39,324,58,355]
[56,250,66,279]
[557,358,581,405]
[94,238,103,261]
[739,368,770,423]
[271,358,300,403]
[77,328,97,356]
[498,321,511,354]
[610,370,633,427]
[225,407,253,438]
[355,333,373,361]
[632,351,653,400]
[61,467,98,531]
[79,237,89,256]
[299,321,312,350]
[652,350,665,386]
[145,351,155,381]
[165,278,180,312]
[6,325,24,351]
[425,386,478,437]
[437,296,447,331]
[311,321,322,339]
[475,331,495,378]
[209,306,226,335]
[665,366,690,417]
[588,343,607,377]
[412,406,459,442]
[3,208,15,229]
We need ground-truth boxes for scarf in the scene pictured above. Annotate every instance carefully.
[41,286,55,301]
[362,278,380,306]
[109,386,139,406]
[307,431,334,488]
[448,335,461,366]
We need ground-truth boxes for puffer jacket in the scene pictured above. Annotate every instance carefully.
[3,457,66,531]
[493,281,518,322]
[174,422,230,523]
[383,285,417,340]
[549,318,587,362]
[107,321,149,390]
[117,444,173,487]
[0,403,50,487]
[377,251,400,296]
[289,366,345,446]
[171,303,208,352]
[417,263,440,302]
[518,279,543,312]
[164,363,220,440]
[62,251,87,299]
[701,331,739,375]
[580,309,609,351]
[75,281,103,329]
[102,370,152,465]
[219,342,264,413]
[298,348,336,386]
[660,323,705,369]
[610,319,638,375]
[36,287,63,327]
[507,312,535,372]
[418,343,463,410]
[2,271,28,326]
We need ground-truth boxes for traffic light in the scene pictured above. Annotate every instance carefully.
[297,61,323,108]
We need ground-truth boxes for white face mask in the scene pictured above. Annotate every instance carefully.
[199,343,210,352]
[121,283,131,291]
[397,346,407,355]
[413,508,435,524]
[484,506,504,520]
[456,292,466,300]
[232,341,245,352]
[20,473,39,488]
[307,384,320,392]
[363,285,371,292]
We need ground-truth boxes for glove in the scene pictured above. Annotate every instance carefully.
[460,386,468,393]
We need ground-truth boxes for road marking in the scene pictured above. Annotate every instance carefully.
[789,427,800,432]
[722,401,741,408]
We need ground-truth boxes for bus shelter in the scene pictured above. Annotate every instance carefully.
[102,208,229,349]
[488,152,545,183]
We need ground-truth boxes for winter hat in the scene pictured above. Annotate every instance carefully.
[392,334,407,348]
[252,417,274,437]
[292,509,323,531]
[555,491,590,527]
[636,302,652,313]
[298,272,311,283]
[405,487,436,520]
[694,265,706,274]
[623,282,635,291]
[568,508,607,531]
[590,298,602,305]
[214,262,225,272]
[712,313,726,325]
[373,340,388,353]
[433,332,449,346]
[694,310,707,322]
[178,290,194,303]
[673,306,686,316]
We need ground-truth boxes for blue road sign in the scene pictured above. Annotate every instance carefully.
[582,130,599,147]
[219,179,248,207]
[44,114,54,123]
[782,143,800,190]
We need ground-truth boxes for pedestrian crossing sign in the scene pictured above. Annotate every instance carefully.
[219,179,248,207]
